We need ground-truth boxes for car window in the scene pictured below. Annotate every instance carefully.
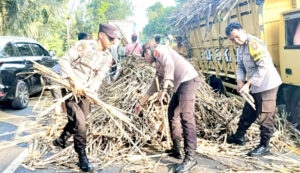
[31,43,50,56]
[284,12,300,48]
[4,43,18,57]
[15,43,34,56]
[0,42,17,57]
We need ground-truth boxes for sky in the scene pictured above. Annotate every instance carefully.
[127,0,176,34]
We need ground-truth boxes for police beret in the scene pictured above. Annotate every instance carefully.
[99,23,117,39]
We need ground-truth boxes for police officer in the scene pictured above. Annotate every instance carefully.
[52,23,117,172]
[50,32,89,115]
[225,22,282,156]
[134,42,200,173]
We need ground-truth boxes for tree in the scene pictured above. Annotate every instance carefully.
[0,0,69,57]
[74,7,93,37]
[142,3,175,41]
[85,0,109,34]
[105,0,133,20]
[0,0,39,36]
[0,0,67,37]
[77,0,133,35]
[0,0,133,57]
[146,2,164,22]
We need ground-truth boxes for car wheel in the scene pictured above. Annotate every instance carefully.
[11,80,29,109]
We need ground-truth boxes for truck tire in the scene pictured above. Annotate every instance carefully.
[11,80,29,109]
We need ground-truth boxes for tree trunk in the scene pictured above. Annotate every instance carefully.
[0,1,6,35]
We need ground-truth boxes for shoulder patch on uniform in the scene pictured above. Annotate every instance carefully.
[249,40,259,50]
[153,50,160,57]
[248,39,267,61]
[77,42,87,52]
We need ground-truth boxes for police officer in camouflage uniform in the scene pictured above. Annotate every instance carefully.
[225,22,282,157]
[52,23,117,172]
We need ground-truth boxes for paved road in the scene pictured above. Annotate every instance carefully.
[0,96,39,173]
[0,95,225,173]
[1,95,300,173]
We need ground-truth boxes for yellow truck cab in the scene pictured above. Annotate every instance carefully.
[280,8,300,85]
[184,0,300,122]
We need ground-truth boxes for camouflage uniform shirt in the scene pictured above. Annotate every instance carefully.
[59,40,113,92]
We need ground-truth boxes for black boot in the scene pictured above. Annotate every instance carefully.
[175,149,197,173]
[53,131,71,149]
[247,139,270,157]
[166,140,184,159]
[77,149,94,172]
[227,129,245,145]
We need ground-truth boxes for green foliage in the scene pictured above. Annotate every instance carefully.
[0,0,67,36]
[0,0,40,36]
[75,0,133,35]
[142,1,190,41]
[147,2,164,22]
[42,8,49,24]
[0,0,133,58]
[142,3,175,41]
[85,0,109,34]
[105,0,133,20]
[74,8,93,36]
[0,0,69,57]
[41,14,68,57]
[45,32,65,58]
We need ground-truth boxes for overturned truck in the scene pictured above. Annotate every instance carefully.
[170,0,300,126]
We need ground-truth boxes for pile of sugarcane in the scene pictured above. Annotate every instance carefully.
[169,0,242,37]
[21,55,300,172]
[22,57,173,172]
[168,0,248,49]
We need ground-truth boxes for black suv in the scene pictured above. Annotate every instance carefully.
[0,36,57,109]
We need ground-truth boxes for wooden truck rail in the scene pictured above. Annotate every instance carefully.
[173,0,300,121]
